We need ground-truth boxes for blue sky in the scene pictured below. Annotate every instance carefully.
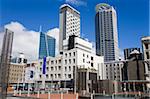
[0,0,149,51]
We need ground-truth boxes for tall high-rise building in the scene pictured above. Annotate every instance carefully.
[141,36,150,88]
[95,3,119,61]
[39,32,55,59]
[59,4,80,53]
[0,28,14,98]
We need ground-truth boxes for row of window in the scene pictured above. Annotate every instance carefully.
[106,75,120,80]
[65,66,72,71]
[105,63,122,67]
[39,74,72,79]
[65,52,76,57]
[106,67,120,71]
[40,66,62,71]
[10,69,23,72]
[40,59,62,66]
[11,65,24,68]
[10,78,23,81]
[64,59,75,64]
[10,73,23,76]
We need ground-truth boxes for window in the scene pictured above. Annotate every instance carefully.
[69,66,71,71]
[51,67,54,71]
[59,60,61,64]
[68,74,71,78]
[47,67,49,71]
[58,66,61,70]
[51,74,53,78]
[69,59,71,64]
[146,52,149,59]
[65,74,67,78]
[83,54,85,57]
[73,59,75,63]
[83,59,85,63]
[69,53,71,57]
[65,60,67,64]
[46,74,49,78]
[55,66,57,71]
[47,61,49,65]
[40,68,42,71]
[40,62,42,65]
[65,67,67,71]
[91,63,93,67]
[91,57,93,60]
[73,52,75,56]
[58,74,61,78]
[55,74,57,78]
[55,60,57,64]
[39,75,41,78]
[145,44,149,49]
[51,61,54,65]
[65,53,67,57]
[118,68,120,70]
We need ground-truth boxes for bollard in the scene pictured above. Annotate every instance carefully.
[76,93,78,99]
[48,91,51,99]
[19,90,21,96]
[27,88,30,97]
[37,90,40,98]
[13,90,16,96]
[91,93,93,99]
[61,92,63,99]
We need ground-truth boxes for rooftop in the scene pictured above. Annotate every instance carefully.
[95,3,112,12]
[141,36,150,41]
[60,4,80,14]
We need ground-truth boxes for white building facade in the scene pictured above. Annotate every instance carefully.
[104,61,124,81]
[59,4,80,53]
[35,37,105,88]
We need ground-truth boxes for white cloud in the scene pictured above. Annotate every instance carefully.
[47,28,59,56]
[65,0,87,6]
[0,22,39,61]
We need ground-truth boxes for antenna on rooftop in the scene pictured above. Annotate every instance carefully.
[39,25,42,33]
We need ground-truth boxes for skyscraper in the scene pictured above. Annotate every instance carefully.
[59,4,80,53]
[0,28,14,99]
[39,32,55,59]
[95,3,119,61]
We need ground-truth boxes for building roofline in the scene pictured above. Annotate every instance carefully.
[141,36,150,41]
[60,4,80,14]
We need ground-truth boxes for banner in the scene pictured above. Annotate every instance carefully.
[42,56,46,74]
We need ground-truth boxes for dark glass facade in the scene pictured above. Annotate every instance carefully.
[39,32,55,59]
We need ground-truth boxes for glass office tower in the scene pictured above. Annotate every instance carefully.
[39,32,55,59]
[95,3,119,61]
